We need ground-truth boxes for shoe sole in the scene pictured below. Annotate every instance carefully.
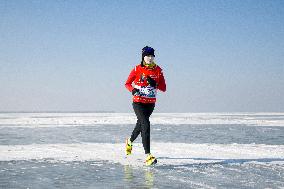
[146,158,157,166]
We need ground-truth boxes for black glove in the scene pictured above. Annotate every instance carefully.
[146,76,157,88]
[132,88,139,96]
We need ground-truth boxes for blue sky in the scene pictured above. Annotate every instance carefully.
[0,0,283,112]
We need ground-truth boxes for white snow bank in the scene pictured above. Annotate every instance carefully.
[0,143,283,166]
[0,112,284,127]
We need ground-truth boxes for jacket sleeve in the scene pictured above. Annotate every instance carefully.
[157,69,166,92]
[125,67,136,92]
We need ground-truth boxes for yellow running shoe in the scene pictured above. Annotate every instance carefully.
[145,154,157,166]
[125,138,132,155]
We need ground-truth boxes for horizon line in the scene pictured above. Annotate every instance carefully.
[0,111,283,114]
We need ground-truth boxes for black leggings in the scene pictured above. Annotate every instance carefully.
[130,102,155,154]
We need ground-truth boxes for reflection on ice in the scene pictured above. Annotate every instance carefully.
[124,165,154,189]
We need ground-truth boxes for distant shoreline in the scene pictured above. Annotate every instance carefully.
[0,111,116,113]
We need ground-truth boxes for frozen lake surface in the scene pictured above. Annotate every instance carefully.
[0,113,283,188]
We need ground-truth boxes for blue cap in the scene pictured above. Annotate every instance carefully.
[142,46,155,57]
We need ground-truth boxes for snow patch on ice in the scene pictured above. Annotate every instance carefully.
[0,112,283,127]
[0,143,283,167]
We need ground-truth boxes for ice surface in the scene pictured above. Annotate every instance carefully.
[1,124,283,145]
[0,113,283,188]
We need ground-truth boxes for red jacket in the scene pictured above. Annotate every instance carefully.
[125,64,166,103]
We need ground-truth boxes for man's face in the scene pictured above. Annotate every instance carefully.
[144,55,155,64]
